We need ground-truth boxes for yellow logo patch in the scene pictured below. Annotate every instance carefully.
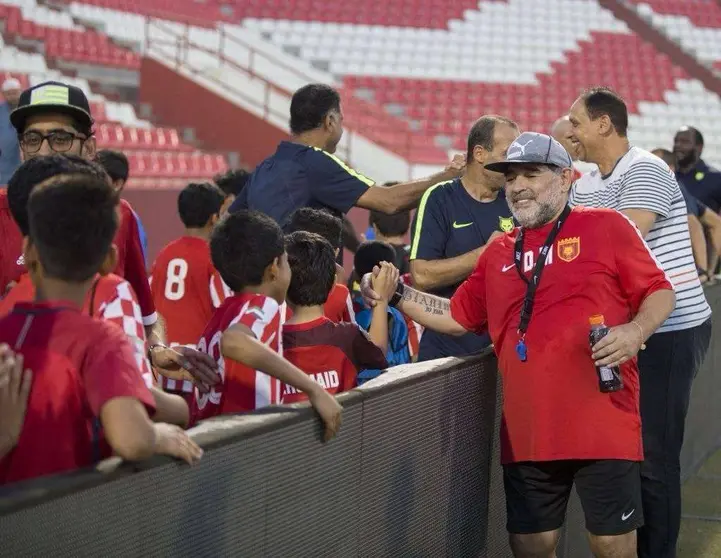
[557,237,580,262]
[695,171,705,181]
[29,84,70,106]
[499,216,514,233]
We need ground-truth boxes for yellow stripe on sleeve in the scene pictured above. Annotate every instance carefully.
[409,180,453,260]
[313,147,375,186]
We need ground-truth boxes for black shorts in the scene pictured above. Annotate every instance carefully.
[504,459,643,536]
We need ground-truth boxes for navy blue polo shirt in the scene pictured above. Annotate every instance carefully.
[676,160,721,213]
[409,178,514,361]
[229,141,374,226]
[679,182,706,218]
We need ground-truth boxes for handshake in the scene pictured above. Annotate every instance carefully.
[364,261,400,306]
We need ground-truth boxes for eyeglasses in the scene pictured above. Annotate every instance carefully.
[19,130,86,154]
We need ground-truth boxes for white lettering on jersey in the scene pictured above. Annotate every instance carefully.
[195,330,225,410]
[521,246,554,273]
[282,370,340,396]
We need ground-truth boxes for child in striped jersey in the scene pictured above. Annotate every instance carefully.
[191,211,342,441]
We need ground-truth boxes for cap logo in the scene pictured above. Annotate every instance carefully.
[30,85,70,106]
[507,139,533,159]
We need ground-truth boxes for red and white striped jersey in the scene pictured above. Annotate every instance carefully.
[192,293,282,421]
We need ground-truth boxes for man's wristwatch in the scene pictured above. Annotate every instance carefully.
[389,282,404,307]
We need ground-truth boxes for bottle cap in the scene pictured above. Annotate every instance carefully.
[589,314,605,326]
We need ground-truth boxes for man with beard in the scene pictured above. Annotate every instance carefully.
[409,115,518,361]
[673,126,721,213]
[0,78,22,185]
[568,88,712,558]
[361,132,676,558]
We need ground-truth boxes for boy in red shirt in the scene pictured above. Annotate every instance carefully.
[151,182,229,397]
[0,174,202,484]
[192,210,342,441]
[0,155,217,411]
[285,208,355,323]
[281,232,391,403]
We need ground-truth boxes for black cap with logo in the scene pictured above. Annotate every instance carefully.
[10,81,94,134]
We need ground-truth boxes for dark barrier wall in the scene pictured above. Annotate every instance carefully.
[2,286,720,557]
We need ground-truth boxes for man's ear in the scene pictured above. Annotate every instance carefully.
[98,244,118,276]
[560,167,575,193]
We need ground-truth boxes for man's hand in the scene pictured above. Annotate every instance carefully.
[307,387,342,442]
[591,323,645,368]
[153,423,203,465]
[372,262,400,302]
[152,345,219,393]
[0,344,32,456]
[360,266,383,307]
[444,154,466,178]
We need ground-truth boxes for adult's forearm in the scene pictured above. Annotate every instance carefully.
[396,284,467,336]
[386,171,455,212]
[411,248,481,291]
[632,289,676,341]
[688,214,709,271]
[146,314,166,346]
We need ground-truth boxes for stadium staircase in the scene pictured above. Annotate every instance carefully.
[3,0,721,178]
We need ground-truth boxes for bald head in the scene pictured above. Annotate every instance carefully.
[551,116,579,162]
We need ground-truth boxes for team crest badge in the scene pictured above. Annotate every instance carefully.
[557,237,580,262]
[499,216,514,233]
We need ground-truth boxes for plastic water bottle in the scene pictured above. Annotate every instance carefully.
[589,315,623,393]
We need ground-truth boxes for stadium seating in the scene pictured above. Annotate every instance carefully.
[237,0,721,165]
[0,8,227,185]
[1,3,140,68]
[4,0,721,169]
[629,1,721,72]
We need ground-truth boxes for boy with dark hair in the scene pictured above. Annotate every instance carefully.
[281,232,390,401]
[213,168,250,215]
[352,241,412,382]
[0,174,202,484]
[192,210,342,440]
[0,157,215,426]
[150,182,229,399]
[95,149,129,193]
[95,149,150,263]
[369,207,411,275]
[286,207,355,323]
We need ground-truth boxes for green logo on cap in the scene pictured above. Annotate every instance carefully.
[29,85,70,106]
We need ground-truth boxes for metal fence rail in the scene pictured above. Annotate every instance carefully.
[2,285,720,557]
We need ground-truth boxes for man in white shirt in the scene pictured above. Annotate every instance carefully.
[567,87,712,558]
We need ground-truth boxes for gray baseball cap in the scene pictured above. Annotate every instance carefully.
[485,132,573,174]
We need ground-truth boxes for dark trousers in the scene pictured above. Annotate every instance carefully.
[637,319,712,558]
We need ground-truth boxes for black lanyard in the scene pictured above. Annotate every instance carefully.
[513,205,571,361]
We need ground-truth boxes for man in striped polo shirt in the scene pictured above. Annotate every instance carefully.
[568,87,712,558]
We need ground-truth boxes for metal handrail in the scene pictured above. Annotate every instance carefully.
[142,17,426,165]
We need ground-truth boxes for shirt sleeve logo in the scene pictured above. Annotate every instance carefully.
[557,237,581,262]
[695,171,705,181]
[499,216,514,233]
